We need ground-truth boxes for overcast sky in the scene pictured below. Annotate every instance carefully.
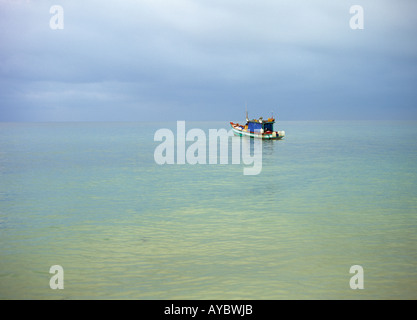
[0,0,416,121]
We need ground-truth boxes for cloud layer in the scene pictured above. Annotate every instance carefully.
[1,0,416,121]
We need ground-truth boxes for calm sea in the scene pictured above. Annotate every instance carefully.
[0,121,416,299]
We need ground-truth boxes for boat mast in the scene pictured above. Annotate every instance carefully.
[245,102,248,122]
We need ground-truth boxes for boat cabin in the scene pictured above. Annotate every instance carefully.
[246,117,275,133]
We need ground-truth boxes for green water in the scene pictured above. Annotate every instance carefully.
[0,121,416,299]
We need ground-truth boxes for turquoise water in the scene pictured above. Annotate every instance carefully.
[0,121,417,299]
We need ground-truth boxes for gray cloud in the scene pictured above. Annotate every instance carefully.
[0,0,416,121]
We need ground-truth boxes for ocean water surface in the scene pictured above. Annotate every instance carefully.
[0,121,416,299]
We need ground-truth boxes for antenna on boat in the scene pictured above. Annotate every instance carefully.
[245,102,248,122]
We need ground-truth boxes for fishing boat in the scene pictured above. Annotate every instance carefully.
[230,111,285,140]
